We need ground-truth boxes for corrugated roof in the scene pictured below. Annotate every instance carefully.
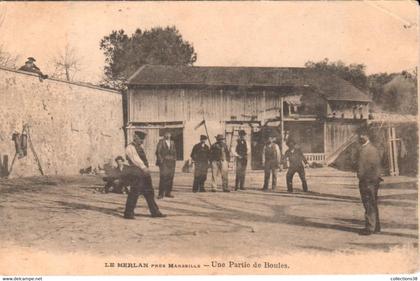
[127,65,371,102]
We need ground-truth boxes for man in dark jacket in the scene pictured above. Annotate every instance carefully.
[233,130,248,190]
[262,133,282,191]
[210,134,230,192]
[191,135,210,192]
[122,131,165,219]
[356,128,382,235]
[19,57,48,79]
[284,140,309,193]
[156,130,177,199]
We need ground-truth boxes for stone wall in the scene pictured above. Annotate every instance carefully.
[0,67,125,177]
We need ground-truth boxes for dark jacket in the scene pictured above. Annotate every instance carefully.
[284,148,308,169]
[156,139,177,166]
[210,142,230,162]
[357,142,381,183]
[191,142,210,163]
[236,139,248,159]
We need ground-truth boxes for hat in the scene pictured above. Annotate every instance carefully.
[200,135,208,140]
[238,130,246,136]
[134,130,147,140]
[215,134,225,141]
[27,57,36,62]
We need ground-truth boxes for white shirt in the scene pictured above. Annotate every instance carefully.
[125,144,147,170]
[165,139,171,148]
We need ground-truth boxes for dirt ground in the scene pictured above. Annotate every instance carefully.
[0,168,418,273]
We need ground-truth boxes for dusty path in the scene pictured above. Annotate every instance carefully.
[0,169,417,259]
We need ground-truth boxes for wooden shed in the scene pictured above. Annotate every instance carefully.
[126,65,371,169]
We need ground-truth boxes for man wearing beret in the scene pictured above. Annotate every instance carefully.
[122,131,165,219]
[210,134,231,192]
[190,135,210,192]
[356,127,382,235]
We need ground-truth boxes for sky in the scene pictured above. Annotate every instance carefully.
[0,1,418,83]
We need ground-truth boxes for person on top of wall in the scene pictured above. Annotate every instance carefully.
[156,130,177,199]
[232,130,248,191]
[355,127,382,236]
[210,134,231,192]
[18,57,48,80]
[283,139,309,193]
[122,131,165,219]
[262,132,282,191]
[190,135,210,193]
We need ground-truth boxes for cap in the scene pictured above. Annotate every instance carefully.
[238,130,246,136]
[27,57,36,62]
[200,135,208,140]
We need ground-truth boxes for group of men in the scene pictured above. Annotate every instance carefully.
[109,125,382,236]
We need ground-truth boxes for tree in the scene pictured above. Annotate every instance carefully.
[51,44,82,81]
[305,58,368,91]
[99,26,197,89]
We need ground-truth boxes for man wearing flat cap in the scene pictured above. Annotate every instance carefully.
[233,130,248,190]
[190,135,210,192]
[210,134,231,192]
[19,57,48,79]
[355,126,382,235]
[122,131,165,219]
[156,130,177,199]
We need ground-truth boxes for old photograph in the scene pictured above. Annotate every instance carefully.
[0,1,418,277]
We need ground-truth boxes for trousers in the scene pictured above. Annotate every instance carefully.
[158,160,176,197]
[193,162,208,192]
[359,180,381,232]
[235,158,247,189]
[263,163,278,190]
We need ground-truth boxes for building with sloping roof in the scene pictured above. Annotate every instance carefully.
[126,65,371,169]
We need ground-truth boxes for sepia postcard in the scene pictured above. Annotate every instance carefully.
[0,1,418,279]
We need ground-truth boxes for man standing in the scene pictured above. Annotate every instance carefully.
[262,133,282,191]
[19,57,48,79]
[191,135,210,192]
[103,156,129,194]
[156,130,177,199]
[356,128,382,236]
[123,132,165,219]
[284,140,309,193]
[210,134,230,192]
[233,130,248,191]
